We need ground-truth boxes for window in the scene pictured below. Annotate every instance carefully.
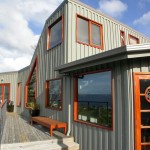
[25,58,38,105]
[129,34,139,45]
[74,70,113,129]
[16,83,22,106]
[46,78,62,110]
[47,17,63,49]
[0,84,10,103]
[120,30,125,46]
[77,17,89,44]
[77,15,103,49]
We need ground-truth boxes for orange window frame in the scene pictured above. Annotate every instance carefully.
[47,16,64,50]
[45,78,63,111]
[16,82,22,107]
[120,30,126,46]
[76,14,104,50]
[25,57,38,107]
[73,69,113,130]
[128,34,139,45]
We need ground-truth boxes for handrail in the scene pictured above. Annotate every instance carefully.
[0,100,7,109]
[0,99,7,142]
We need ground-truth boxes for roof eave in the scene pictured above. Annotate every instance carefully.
[55,44,150,73]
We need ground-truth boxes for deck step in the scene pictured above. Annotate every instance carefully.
[1,138,79,150]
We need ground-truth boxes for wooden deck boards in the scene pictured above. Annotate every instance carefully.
[1,113,61,144]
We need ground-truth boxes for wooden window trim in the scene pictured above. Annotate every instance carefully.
[45,78,63,111]
[120,30,126,46]
[128,34,139,45]
[25,56,38,108]
[47,16,64,50]
[76,14,104,50]
[73,69,113,130]
[16,82,22,107]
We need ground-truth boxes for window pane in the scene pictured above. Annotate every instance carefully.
[78,17,89,44]
[28,67,36,102]
[120,31,125,46]
[77,71,112,128]
[50,19,62,48]
[4,85,9,100]
[91,24,101,46]
[48,79,62,109]
[129,36,138,44]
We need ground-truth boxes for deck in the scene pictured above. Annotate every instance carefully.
[1,113,79,150]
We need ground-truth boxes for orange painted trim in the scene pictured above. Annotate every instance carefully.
[16,82,22,107]
[25,56,38,107]
[133,72,150,150]
[120,30,126,46]
[0,83,10,102]
[76,14,104,50]
[128,34,139,45]
[45,78,63,111]
[47,16,64,51]
[73,69,113,130]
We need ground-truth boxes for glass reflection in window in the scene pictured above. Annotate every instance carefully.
[50,19,62,48]
[77,71,112,128]
[47,79,62,110]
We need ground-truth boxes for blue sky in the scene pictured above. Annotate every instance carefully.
[0,0,150,72]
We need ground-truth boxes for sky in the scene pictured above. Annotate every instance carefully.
[0,0,150,73]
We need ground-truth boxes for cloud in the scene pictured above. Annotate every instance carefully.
[138,0,150,9]
[98,0,127,19]
[0,0,63,72]
[133,11,150,26]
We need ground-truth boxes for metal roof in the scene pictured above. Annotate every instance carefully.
[55,44,150,73]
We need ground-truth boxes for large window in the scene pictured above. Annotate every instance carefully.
[25,58,37,105]
[129,34,139,45]
[47,17,63,49]
[16,82,22,106]
[74,70,112,129]
[46,78,62,110]
[77,15,103,49]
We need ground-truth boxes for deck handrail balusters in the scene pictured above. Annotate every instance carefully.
[0,100,7,141]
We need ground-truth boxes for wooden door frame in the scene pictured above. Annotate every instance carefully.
[133,72,150,150]
[0,83,10,102]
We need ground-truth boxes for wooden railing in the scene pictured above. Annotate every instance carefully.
[0,100,7,141]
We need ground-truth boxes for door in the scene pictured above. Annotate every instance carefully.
[0,84,10,102]
[134,73,150,150]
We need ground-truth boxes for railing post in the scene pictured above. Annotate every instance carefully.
[0,100,7,143]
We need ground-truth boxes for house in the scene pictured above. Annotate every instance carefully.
[0,0,150,149]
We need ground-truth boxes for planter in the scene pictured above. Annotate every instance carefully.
[7,105,14,112]
[29,109,40,117]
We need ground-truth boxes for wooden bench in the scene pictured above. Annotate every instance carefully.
[31,116,67,136]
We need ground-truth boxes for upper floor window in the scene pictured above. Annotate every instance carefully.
[74,70,113,129]
[120,30,125,46]
[25,58,38,105]
[77,15,104,49]
[16,82,22,106]
[47,16,63,49]
[129,34,139,45]
[46,78,62,110]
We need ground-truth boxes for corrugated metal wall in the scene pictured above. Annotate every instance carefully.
[66,0,150,63]
[0,0,150,149]
[0,72,18,111]
[16,67,30,115]
[67,57,150,150]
